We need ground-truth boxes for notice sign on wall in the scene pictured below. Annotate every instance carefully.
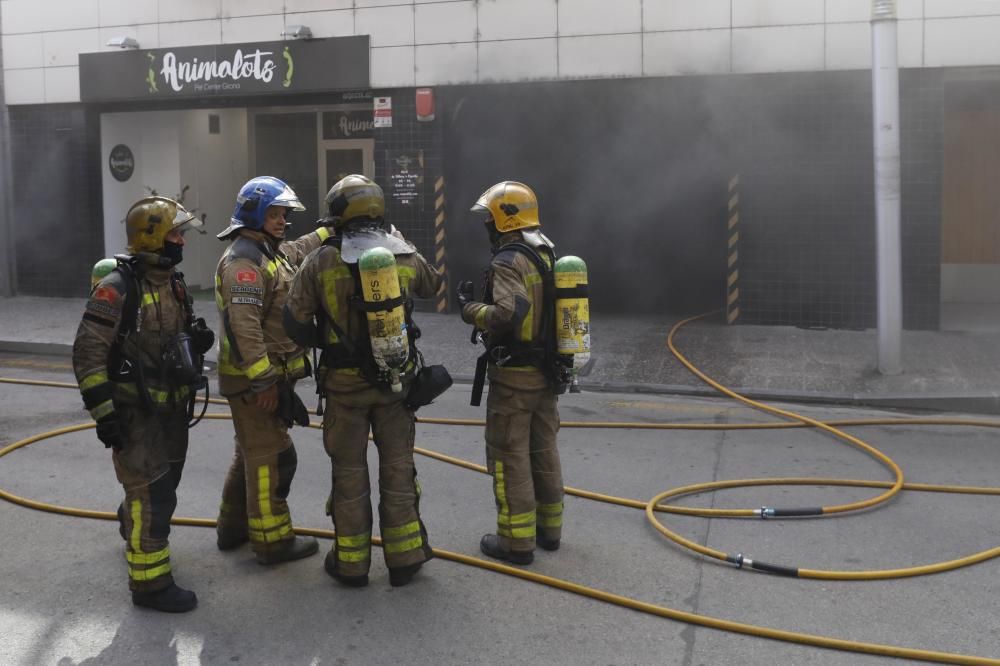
[387,150,423,206]
[374,96,392,128]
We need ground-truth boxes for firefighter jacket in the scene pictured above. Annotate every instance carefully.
[215,227,330,396]
[73,259,193,419]
[461,231,553,391]
[284,233,442,394]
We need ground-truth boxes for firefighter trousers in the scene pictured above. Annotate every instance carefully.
[485,382,564,553]
[112,404,189,592]
[322,385,433,578]
[218,392,299,555]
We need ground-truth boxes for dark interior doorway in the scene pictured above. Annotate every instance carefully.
[440,76,730,315]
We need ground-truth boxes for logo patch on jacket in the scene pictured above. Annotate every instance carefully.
[236,270,258,284]
[92,286,121,305]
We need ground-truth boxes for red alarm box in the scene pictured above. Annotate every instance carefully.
[416,88,435,122]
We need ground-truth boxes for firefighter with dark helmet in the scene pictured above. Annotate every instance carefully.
[214,176,327,565]
[72,196,213,612]
[284,174,443,587]
[457,181,565,565]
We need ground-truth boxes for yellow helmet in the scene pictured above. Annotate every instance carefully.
[323,174,385,228]
[125,196,200,254]
[470,181,540,233]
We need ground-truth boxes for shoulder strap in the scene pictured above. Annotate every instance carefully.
[113,260,141,345]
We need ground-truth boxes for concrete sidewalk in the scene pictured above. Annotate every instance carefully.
[1,295,998,413]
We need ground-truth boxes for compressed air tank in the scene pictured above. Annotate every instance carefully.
[554,255,590,367]
[90,258,117,289]
[358,247,409,392]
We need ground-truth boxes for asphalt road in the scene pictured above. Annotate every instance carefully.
[1,353,999,665]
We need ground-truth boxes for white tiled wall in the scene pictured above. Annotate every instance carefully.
[3,0,1000,104]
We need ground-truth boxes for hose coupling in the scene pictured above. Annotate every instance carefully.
[758,506,776,519]
[733,553,744,568]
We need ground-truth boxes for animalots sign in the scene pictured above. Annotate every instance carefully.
[80,36,369,102]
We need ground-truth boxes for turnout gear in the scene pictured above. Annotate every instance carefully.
[218,176,306,240]
[73,199,208,605]
[283,215,443,583]
[126,196,201,255]
[461,182,567,558]
[215,178,326,562]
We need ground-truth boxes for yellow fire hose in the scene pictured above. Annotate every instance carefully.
[2,314,1000,664]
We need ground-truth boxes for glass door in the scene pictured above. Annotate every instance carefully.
[317,138,374,212]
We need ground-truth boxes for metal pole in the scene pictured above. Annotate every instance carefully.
[0,10,16,297]
[872,0,902,375]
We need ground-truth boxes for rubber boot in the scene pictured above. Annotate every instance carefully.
[132,582,198,613]
[255,536,318,565]
[216,527,250,551]
[388,562,423,587]
[479,534,533,565]
[536,535,560,552]
[324,549,368,587]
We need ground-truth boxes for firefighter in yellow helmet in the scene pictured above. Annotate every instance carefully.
[457,181,565,565]
[213,176,327,565]
[72,196,213,612]
[284,174,444,587]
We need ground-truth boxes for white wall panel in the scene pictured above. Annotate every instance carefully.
[43,65,80,102]
[415,1,476,45]
[897,0,924,20]
[98,0,157,27]
[825,21,870,70]
[478,38,556,82]
[221,0,277,19]
[370,45,414,87]
[159,20,222,49]
[732,24,824,73]
[356,5,413,47]
[415,42,477,84]
[826,0,874,23]
[43,29,99,67]
[158,0,221,24]
[897,19,923,68]
[221,14,284,44]
[925,0,1000,18]
[559,33,641,78]
[644,0,730,32]
[2,67,44,104]
[733,0,824,28]
[354,0,409,7]
[285,0,352,12]
[2,32,43,69]
[644,29,730,76]
[558,0,641,36]
[3,0,99,33]
[477,0,557,41]
[284,10,354,39]
[925,16,1000,67]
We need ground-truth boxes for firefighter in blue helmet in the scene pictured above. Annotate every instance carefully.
[213,176,328,564]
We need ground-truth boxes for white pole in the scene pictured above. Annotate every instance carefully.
[872,0,902,375]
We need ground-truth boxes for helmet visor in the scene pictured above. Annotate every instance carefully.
[271,184,306,212]
[172,204,202,232]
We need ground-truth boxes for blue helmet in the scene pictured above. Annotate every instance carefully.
[217,176,306,240]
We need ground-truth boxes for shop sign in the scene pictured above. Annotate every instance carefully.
[80,36,369,102]
[387,149,423,206]
[322,110,374,139]
[108,144,134,182]
[374,96,392,128]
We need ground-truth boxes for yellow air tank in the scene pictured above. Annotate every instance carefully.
[358,247,409,392]
[554,255,590,391]
[90,258,117,290]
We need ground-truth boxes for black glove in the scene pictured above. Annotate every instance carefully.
[457,280,475,308]
[96,415,124,451]
[191,317,215,355]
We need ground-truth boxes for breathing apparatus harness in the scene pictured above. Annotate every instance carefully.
[110,254,211,428]
[312,232,423,413]
[469,241,572,406]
